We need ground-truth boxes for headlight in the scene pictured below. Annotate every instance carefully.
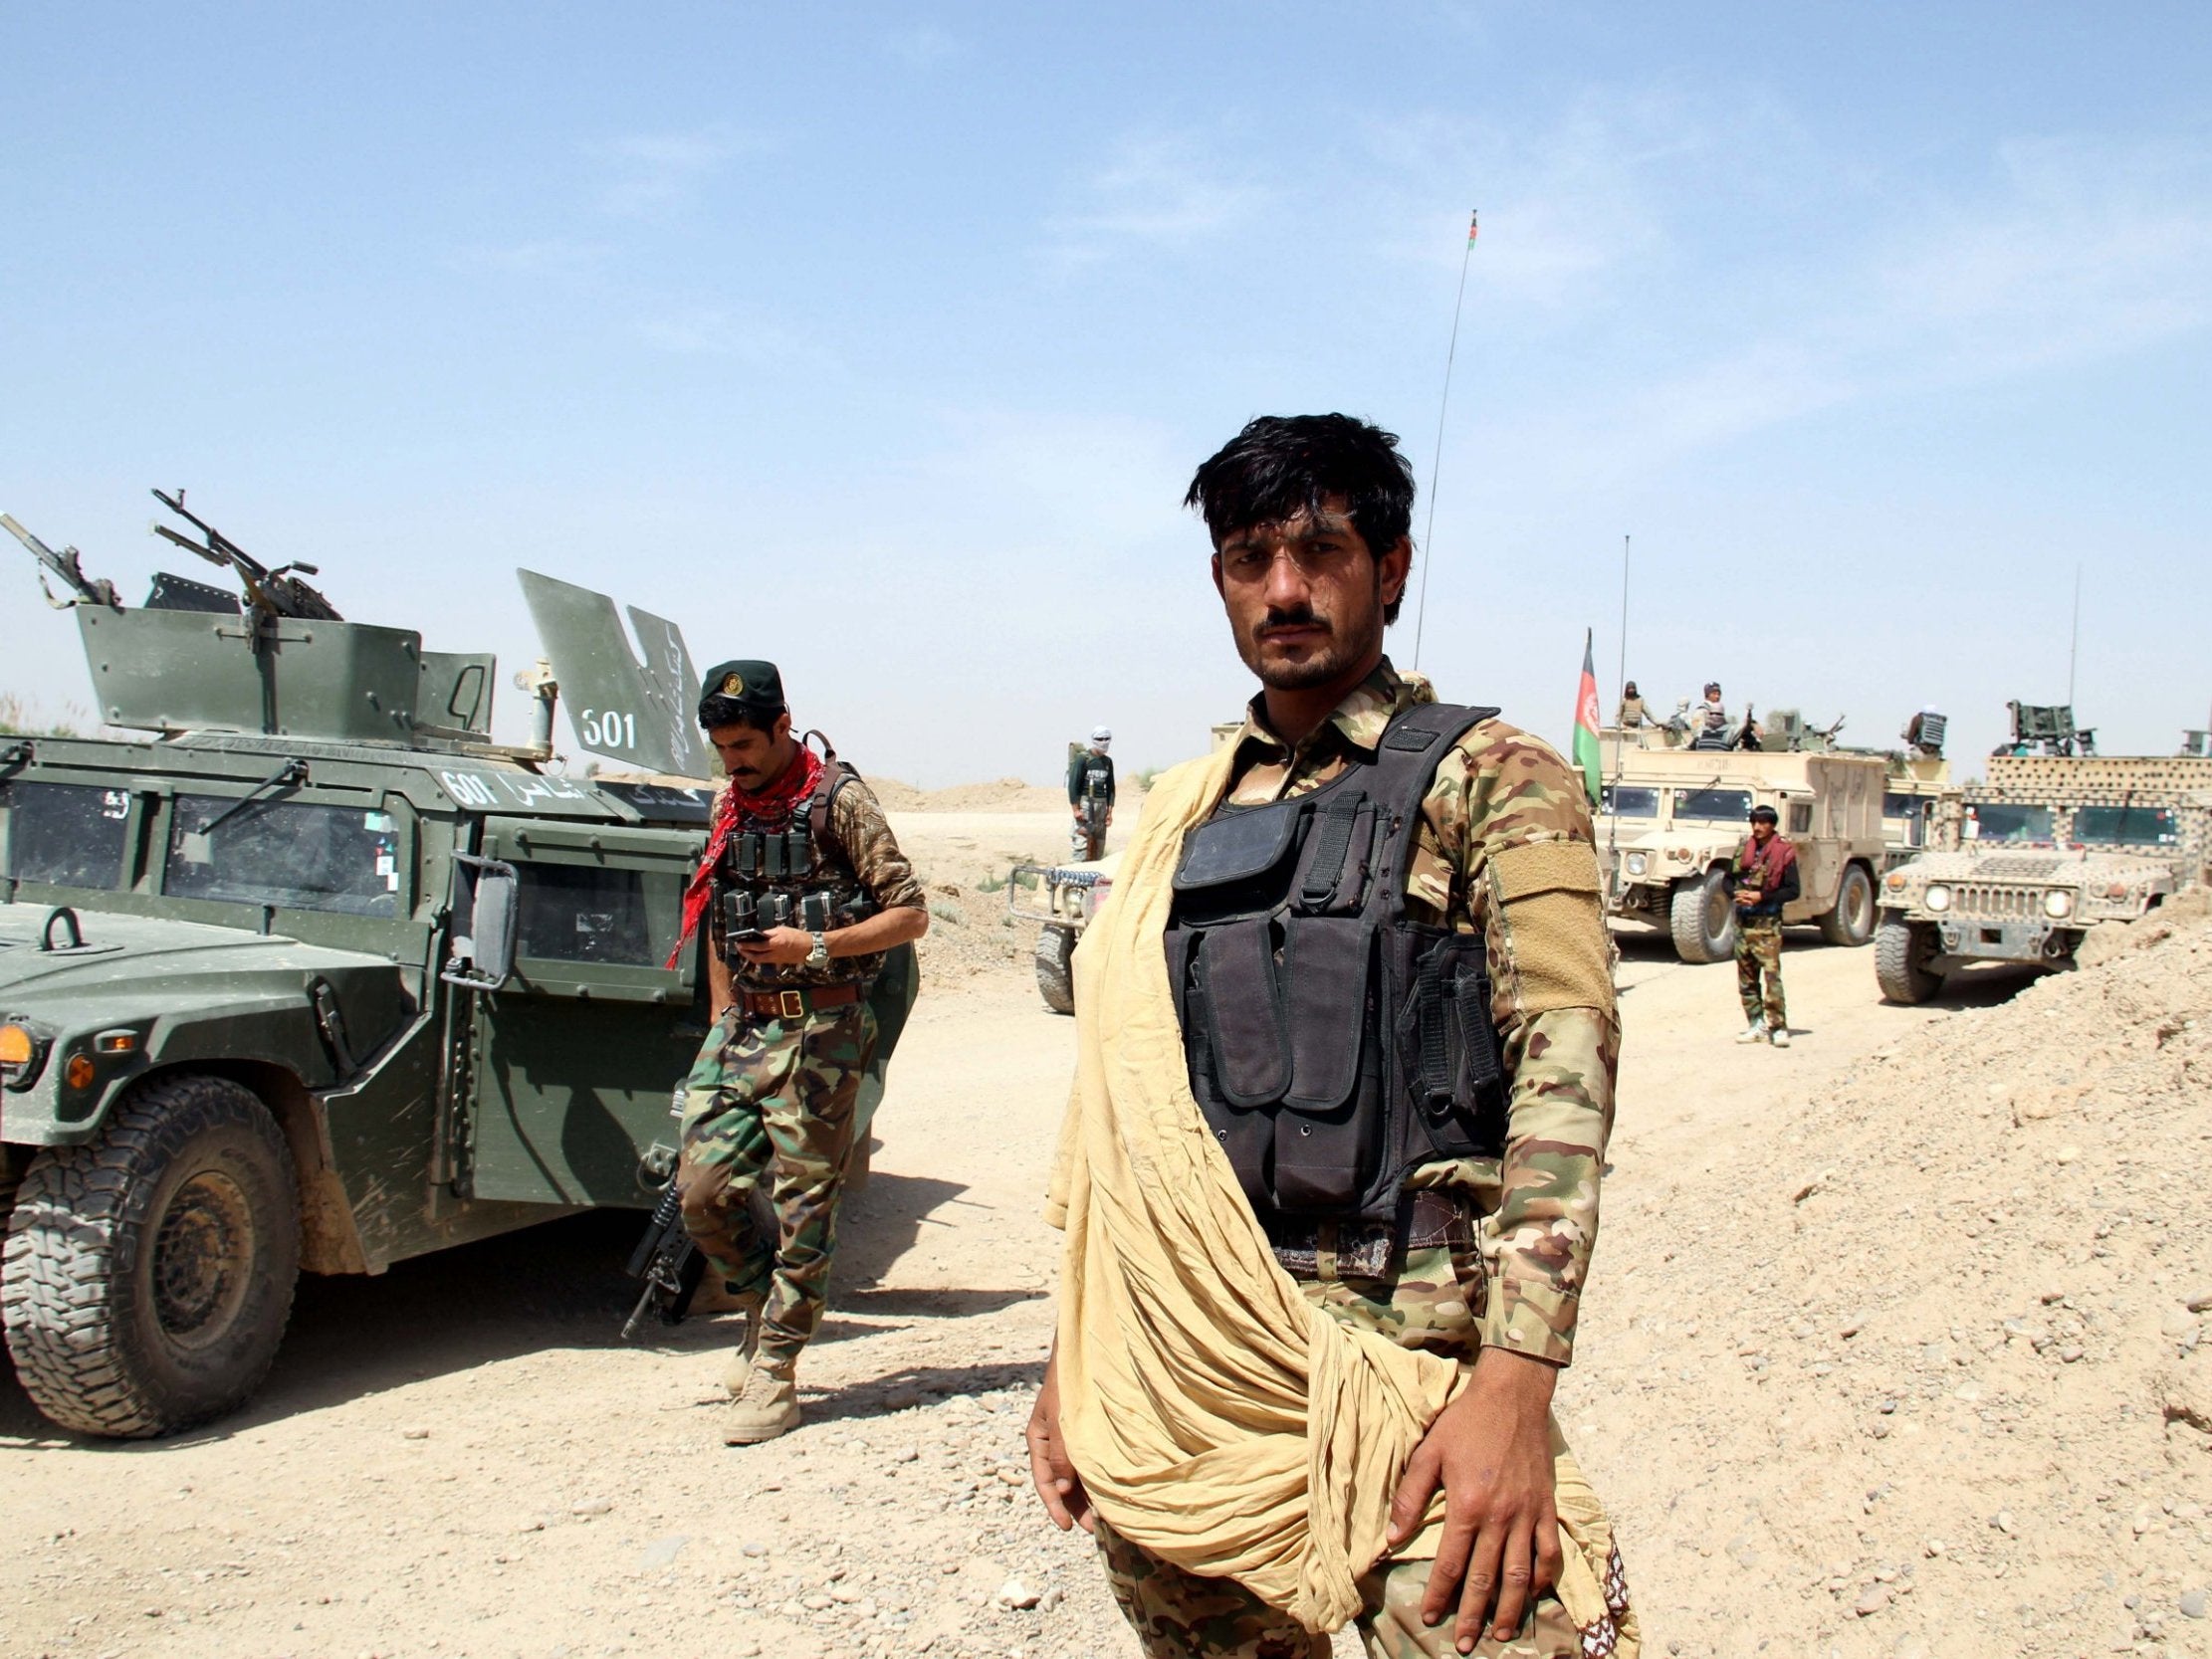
[1923,885,1951,912]
[1082,881,1112,922]
[1624,853,1649,877]
[0,1019,49,1090]
[2044,889,2075,919]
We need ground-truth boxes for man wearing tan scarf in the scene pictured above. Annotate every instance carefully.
[1025,414,1636,1657]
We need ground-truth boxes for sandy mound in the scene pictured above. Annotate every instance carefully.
[869,777,1068,813]
[1577,906,2212,1656]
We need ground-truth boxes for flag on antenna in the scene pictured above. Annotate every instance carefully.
[1573,630,1602,806]
[1467,208,1479,246]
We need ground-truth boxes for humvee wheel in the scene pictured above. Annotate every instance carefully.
[1034,924,1077,1015]
[1875,918,1943,1005]
[1816,863,1878,947]
[1668,869,1738,964]
[2,1075,300,1439]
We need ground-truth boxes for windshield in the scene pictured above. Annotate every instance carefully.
[1601,785,1659,818]
[2072,804,2179,846]
[1882,792,1929,820]
[1672,787,1752,823]
[1,781,131,889]
[164,795,402,918]
[516,863,659,965]
[1964,803,2054,844]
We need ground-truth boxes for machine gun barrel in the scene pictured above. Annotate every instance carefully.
[149,488,342,622]
[620,1173,705,1340]
[2,513,121,608]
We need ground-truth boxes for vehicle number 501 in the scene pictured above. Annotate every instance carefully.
[579,710,636,750]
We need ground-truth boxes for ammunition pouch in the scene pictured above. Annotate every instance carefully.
[1165,702,1508,1225]
[714,761,878,980]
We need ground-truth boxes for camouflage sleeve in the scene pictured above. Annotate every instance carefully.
[1429,722,1619,1367]
[831,777,927,913]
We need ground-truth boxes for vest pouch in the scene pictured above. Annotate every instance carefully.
[1393,932,1506,1154]
[1177,927,1277,1214]
[1174,802,1305,924]
[1290,797,1377,916]
[1196,918,1292,1109]
[1272,916,1380,1213]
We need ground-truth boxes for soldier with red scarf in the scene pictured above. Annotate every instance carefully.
[1730,804,1799,1047]
[672,660,928,1443]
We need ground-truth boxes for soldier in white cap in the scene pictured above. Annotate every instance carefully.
[1068,726,1117,860]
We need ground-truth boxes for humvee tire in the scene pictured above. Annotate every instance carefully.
[1669,868,1738,963]
[1816,862,1878,947]
[1875,918,1943,1005]
[2,1075,300,1439]
[1035,924,1077,1015]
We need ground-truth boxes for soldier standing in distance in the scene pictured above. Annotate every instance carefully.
[1026,414,1632,1656]
[1068,726,1117,860]
[1730,803,1798,1047]
[671,661,928,1444]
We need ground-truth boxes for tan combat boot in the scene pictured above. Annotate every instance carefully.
[719,1296,766,1397]
[724,1362,800,1445]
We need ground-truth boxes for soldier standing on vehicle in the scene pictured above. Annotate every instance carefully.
[671,661,929,1444]
[1689,682,1730,749]
[1026,414,1635,1657]
[1730,803,1798,1047]
[1068,726,1117,861]
[1616,682,1648,728]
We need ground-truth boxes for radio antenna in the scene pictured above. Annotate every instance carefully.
[1412,208,1477,670]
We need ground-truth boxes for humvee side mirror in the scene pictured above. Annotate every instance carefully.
[443,854,520,990]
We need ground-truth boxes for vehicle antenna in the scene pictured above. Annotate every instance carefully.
[2066,562,2082,710]
[1412,208,1477,670]
[1607,534,1630,877]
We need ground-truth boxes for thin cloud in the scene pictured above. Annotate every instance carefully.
[881,23,960,68]
[1041,135,1271,268]
[630,307,799,362]
[448,238,610,280]
[589,121,768,219]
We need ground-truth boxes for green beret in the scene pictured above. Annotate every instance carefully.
[697,659,785,714]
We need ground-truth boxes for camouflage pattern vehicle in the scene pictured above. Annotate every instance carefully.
[1595,735,1888,962]
[1005,855,1118,1013]
[1874,749,2212,1003]
[0,496,728,1438]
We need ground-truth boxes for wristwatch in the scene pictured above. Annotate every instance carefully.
[805,931,830,969]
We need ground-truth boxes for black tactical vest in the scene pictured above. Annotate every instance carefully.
[715,743,881,986]
[1165,702,1508,1224]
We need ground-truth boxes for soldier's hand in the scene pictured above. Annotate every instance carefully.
[1387,1346,1561,1652]
[735,927,813,965]
[1026,1349,1094,1534]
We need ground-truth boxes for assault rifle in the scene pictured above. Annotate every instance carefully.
[620,1169,705,1340]
[2,513,122,608]
[150,488,343,621]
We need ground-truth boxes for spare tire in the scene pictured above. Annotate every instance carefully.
[3,1074,300,1439]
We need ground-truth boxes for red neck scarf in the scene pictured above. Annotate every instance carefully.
[668,743,825,965]
[1736,830,1797,883]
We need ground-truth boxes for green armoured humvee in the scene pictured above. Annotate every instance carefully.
[0,497,726,1438]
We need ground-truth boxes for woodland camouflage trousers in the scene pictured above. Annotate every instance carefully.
[676,1001,875,1372]
[1735,914,1787,1029]
[1095,1230,1630,1658]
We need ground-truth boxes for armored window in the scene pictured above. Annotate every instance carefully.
[1788,804,1813,834]
[514,863,656,965]
[1671,787,1752,823]
[1964,804,2054,844]
[0,782,131,890]
[1600,785,1659,818]
[2071,805,2178,847]
[1881,792,1920,820]
[164,796,402,919]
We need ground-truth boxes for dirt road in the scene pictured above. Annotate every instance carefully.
[0,868,2049,1659]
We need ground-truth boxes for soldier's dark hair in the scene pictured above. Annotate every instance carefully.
[698,695,786,733]
[1748,804,1780,826]
[1184,413,1417,625]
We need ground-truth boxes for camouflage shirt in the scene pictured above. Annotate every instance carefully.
[1214,658,1618,1366]
[711,772,926,991]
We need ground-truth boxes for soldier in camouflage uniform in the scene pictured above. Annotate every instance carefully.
[673,660,928,1444]
[1729,804,1797,1047]
[1028,415,1632,1658]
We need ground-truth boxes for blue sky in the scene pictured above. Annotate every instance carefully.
[4,3,2207,780]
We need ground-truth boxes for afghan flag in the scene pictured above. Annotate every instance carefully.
[1467,208,1479,246]
[1573,629,1602,806]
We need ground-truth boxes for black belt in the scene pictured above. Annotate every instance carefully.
[1262,1190,1469,1281]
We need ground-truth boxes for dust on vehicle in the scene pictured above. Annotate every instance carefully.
[1874,710,2212,1003]
[0,495,723,1438]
